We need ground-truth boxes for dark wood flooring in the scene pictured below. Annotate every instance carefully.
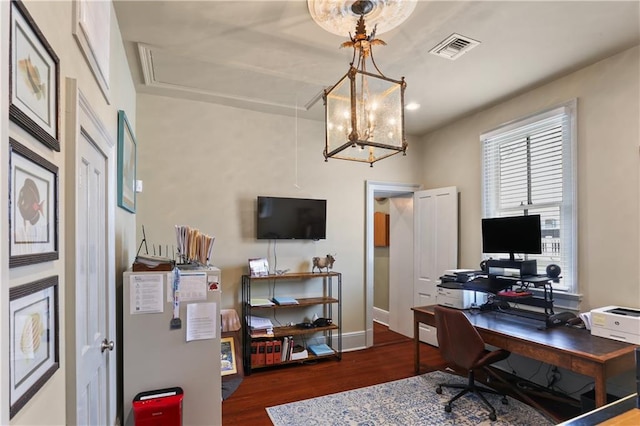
[221,322,578,425]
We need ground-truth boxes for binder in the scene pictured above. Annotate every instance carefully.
[250,342,258,366]
[265,341,274,365]
[273,340,282,364]
[257,341,267,366]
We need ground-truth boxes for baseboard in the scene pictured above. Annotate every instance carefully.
[373,307,389,325]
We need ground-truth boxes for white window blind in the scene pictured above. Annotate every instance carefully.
[482,100,577,292]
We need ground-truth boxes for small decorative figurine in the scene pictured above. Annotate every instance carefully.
[312,254,336,273]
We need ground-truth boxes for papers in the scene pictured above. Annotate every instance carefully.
[579,312,592,330]
[250,298,275,307]
[186,302,218,342]
[248,315,273,330]
[130,274,164,314]
[179,272,207,302]
[175,225,215,265]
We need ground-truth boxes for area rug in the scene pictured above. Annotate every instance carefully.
[266,370,553,425]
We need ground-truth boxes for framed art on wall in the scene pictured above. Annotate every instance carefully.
[117,110,137,213]
[9,0,60,151]
[9,138,59,267]
[9,276,60,418]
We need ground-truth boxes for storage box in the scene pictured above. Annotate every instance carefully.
[133,387,183,426]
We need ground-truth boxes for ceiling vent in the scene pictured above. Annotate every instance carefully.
[429,33,480,60]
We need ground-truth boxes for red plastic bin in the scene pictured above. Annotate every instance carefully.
[133,387,184,426]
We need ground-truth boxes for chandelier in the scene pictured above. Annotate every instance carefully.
[321,1,408,166]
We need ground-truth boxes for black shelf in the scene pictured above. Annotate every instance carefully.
[241,272,342,375]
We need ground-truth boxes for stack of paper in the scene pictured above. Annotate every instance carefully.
[248,315,273,336]
[250,298,275,307]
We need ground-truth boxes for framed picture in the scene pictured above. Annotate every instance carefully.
[9,276,59,418]
[9,138,59,267]
[220,337,238,376]
[117,110,137,213]
[248,258,269,277]
[9,0,60,151]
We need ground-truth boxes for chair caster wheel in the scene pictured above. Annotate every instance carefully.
[444,404,452,413]
[436,386,442,394]
[489,413,497,421]
[501,397,508,405]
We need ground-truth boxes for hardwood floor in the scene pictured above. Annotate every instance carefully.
[222,323,446,425]
[221,322,576,425]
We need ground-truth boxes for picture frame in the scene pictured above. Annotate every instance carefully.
[9,0,60,151]
[248,257,269,277]
[117,110,137,213]
[9,138,59,267]
[9,276,60,418]
[220,336,238,376]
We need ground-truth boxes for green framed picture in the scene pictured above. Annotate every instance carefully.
[117,110,136,213]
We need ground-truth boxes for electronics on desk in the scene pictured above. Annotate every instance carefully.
[437,283,487,310]
[590,306,640,345]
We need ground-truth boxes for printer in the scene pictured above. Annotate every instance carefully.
[590,306,640,345]
[437,269,488,310]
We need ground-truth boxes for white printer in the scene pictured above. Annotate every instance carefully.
[437,269,488,310]
[590,306,640,345]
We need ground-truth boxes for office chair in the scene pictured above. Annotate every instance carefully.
[434,305,510,421]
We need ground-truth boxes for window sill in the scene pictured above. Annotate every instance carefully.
[530,287,582,311]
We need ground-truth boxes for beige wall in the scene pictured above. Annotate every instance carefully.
[135,94,423,336]
[2,1,136,425]
[420,46,640,311]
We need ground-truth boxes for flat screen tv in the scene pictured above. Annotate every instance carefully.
[481,214,542,261]
[257,196,326,240]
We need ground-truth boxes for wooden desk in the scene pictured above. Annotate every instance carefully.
[412,305,637,408]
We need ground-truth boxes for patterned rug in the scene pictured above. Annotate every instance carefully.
[266,371,554,425]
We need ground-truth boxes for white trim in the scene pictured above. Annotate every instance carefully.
[365,181,420,348]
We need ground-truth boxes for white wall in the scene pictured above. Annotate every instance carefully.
[2,1,136,425]
[135,94,423,338]
[419,45,640,311]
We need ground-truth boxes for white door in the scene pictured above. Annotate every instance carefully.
[388,195,415,337]
[75,131,113,425]
[65,81,116,425]
[414,187,458,345]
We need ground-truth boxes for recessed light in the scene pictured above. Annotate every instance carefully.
[405,102,420,111]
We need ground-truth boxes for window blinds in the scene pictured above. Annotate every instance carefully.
[481,102,576,292]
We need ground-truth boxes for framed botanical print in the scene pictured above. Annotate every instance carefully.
[117,110,137,213]
[9,276,60,418]
[9,138,59,267]
[9,0,60,151]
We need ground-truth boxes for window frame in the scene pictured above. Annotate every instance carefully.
[481,100,578,294]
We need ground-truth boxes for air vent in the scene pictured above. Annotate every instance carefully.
[429,33,480,60]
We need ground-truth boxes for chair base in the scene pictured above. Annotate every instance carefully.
[436,370,508,421]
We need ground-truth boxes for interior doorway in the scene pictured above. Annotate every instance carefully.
[365,181,420,348]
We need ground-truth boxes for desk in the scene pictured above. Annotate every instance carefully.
[413,305,637,408]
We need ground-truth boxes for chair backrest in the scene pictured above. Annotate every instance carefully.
[434,305,486,370]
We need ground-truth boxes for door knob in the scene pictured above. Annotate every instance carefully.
[101,338,114,353]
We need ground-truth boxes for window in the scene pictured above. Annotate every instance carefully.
[481,100,577,293]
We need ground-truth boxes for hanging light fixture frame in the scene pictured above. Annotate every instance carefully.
[323,13,407,167]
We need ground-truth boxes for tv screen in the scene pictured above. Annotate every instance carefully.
[481,214,542,260]
[257,196,326,240]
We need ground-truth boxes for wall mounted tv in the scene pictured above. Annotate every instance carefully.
[257,196,327,240]
[481,214,542,261]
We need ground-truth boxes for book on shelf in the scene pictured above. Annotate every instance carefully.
[281,337,290,362]
[308,343,334,356]
[273,340,282,364]
[271,296,299,305]
[250,298,275,307]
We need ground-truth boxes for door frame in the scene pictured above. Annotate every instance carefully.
[365,181,420,348]
[64,78,117,425]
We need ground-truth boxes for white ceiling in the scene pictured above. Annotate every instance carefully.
[114,1,640,136]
